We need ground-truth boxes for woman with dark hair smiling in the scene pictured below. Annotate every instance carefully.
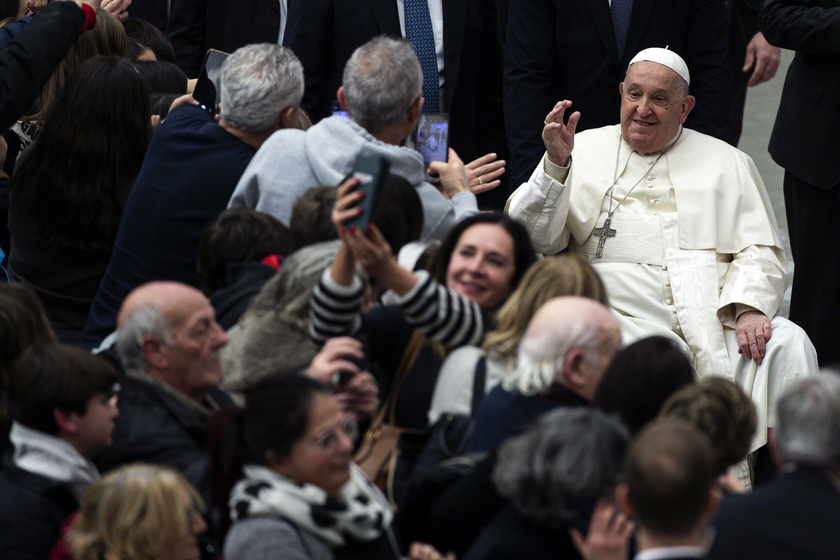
[8,55,151,343]
[310,179,537,506]
[311,181,537,431]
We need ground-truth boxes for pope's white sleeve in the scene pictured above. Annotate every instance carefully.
[506,153,573,254]
[717,244,786,328]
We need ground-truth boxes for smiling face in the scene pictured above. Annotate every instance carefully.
[619,61,695,154]
[446,223,517,312]
[273,393,354,497]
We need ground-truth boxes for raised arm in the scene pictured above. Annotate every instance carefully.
[0,0,95,132]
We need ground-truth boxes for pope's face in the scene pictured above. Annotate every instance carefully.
[619,61,695,154]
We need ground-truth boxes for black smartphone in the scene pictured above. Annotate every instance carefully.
[331,100,350,118]
[346,155,391,231]
[193,49,229,115]
[415,113,449,183]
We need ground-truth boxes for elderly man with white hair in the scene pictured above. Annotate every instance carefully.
[466,296,622,454]
[507,47,818,455]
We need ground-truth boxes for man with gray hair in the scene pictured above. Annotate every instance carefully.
[228,36,479,243]
[466,296,621,454]
[82,44,304,349]
[706,371,840,560]
[95,281,231,495]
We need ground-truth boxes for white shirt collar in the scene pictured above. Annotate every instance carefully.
[10,421,100,500]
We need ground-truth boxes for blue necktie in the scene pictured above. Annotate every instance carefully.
[611,0,633,61]
[405,0,440,113]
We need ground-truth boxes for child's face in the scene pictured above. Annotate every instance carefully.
[70,391,120,457]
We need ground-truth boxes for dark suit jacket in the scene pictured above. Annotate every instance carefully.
[168,0,283,77]
[706,466,840,560]
[504,0,731,186]
[761,0,840,189]
[283,0,509,204]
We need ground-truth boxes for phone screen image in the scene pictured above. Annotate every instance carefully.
[331,100,350,118]
[416,114,449,168]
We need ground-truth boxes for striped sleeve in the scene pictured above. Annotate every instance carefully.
[395,271,485,348]
[308,268,365,344]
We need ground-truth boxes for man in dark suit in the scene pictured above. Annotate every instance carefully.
[504,0,731,187]
[706,373,840,560]
[761,0,840,367]
[283,0,510,208]
[611,420,719,560]
[168,0,286,77]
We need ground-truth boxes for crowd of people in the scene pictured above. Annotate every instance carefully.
[0,0,838,559]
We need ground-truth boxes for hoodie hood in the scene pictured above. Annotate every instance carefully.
[303,116,427,187]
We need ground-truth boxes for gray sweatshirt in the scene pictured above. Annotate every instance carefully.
[228,116,478,242]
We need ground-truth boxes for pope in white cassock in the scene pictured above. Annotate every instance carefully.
[507,48,817,453]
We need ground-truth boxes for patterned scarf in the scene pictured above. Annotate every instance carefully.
[229,463,393,547]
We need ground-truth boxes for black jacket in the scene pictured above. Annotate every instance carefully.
[0,2,85,132]
[94,376,231,496]
[0,457,79,560]
[761,0,840,189]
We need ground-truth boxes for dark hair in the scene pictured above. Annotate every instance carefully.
[127,38,152,62]
[7,343,119,436]
[659,377,757,474]
[624,419,716,536]
[150,92,180,118]
[197,208,294,295]
[594,336,695,434]
[133,60,188,94]
[122,18,175,62]
[10,56,151,251]
[0,284,56,424]
[429,213,537,295]
[372,173,424,254]
[207,375,333,508]
[24,11,127,122]
[290,186,338,249]
[290,173,423,253]
[0,0,21,20]
[0,283,55,379]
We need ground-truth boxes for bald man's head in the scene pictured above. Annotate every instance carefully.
[508,296,621,399]
[116,282,228,402]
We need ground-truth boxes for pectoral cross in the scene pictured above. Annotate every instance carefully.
[593,217,616,258]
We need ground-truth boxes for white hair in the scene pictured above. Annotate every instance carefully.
[116,305,173,375]
[219,44,304,133]
[504,316,613,396]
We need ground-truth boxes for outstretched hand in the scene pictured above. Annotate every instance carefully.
[736,310,772,365]
[465,152,505,194]
[543,100,580,168]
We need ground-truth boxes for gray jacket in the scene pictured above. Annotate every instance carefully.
[227,116,478,242]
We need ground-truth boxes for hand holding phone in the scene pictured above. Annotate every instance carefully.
[346,154,390,231]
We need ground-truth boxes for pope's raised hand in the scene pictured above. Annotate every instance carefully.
[543,100,580,168]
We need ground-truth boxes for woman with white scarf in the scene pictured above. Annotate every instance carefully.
[216,374,450,560]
